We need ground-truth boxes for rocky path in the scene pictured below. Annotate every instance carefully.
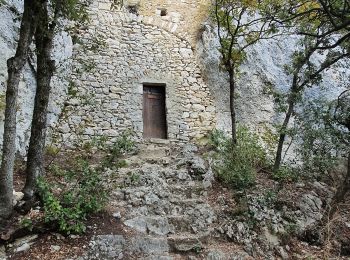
[79,142,249,260]
[4,141,343,259]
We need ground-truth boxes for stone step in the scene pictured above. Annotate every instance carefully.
[169,198,205,206]
[130,236,169,255]
[167,233,210,253]
[143,138,172,145]
[123,215,188,234]
[167,182,205,198]
[167,215,193,233]
[138,144,171,159]
[124,216,174,235]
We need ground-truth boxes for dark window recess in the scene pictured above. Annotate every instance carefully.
[127,5,138,15]
[143,85,167,139]
[160,9,167,16]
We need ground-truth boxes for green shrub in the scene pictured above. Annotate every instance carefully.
[20,218,33,231]
[211,126,266,190]
[37,159,107,234]
[38,133,137,234]
[102,130,136,168]
[296,99,348,178]
[209,129,227,151]
[114,130,137,154]
[272,165,298,182]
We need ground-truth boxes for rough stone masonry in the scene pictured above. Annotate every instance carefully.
[51,0,217,145]
[0,0,349,152]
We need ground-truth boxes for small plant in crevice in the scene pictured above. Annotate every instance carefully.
[263,189,278,207]
[101,130,137,168]
[193,244,203,254]
[20,217,33,231]
[280,222,299,245]
[210,126,267,191]
[127,172,140,185]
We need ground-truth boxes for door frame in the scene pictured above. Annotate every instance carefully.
[142,83,168,139]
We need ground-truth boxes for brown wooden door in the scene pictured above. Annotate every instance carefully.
[143,86,167,139]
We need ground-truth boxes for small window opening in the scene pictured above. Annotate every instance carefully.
[127,5,138,15]
[160,8,167,16]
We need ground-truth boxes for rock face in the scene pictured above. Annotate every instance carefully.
[197,22,350,133]
[0,0,72,155]
[83,235,125,259]
[0,0,35,155]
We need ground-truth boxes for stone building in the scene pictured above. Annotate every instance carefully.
[52,0,217,144]
[0,0,349,152]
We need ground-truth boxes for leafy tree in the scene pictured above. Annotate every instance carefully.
[212,0,277,144]
[23,0,89,199]
[296,98,347,177]
[1,0,90,219]
[271,0,350,172]
[0,0,39,221]
[327,89,350,218]
[302,89,350,243]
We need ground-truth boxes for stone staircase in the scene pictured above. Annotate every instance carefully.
[83,141,221,259]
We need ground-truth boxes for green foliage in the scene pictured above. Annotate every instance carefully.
[53,0,90,22]
[111,0,124,10]
[296,98,349,177]
[212,0,280,71]
[101,131,136,168]
[113,130,136,154]
[37,159,107,234]
[38,133,137,234]
[37,132,137,234]
[45,145,60,157]
[193,244,203,254]
[261,0,350,173]
[128,172,140,185]
[67,80,79,98]
[86,33,108,52]
[209,129,227,152]
[279,221,298,245]
[20,218,33,231]
[262,189,278,206]
[260,124,279,159]
[211,126,267,190]
[272,166,298,182]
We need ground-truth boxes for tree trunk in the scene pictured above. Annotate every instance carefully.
[323,151,350,223]
[23,1,55,200]
[0,0,37,220]
[273,81,298,173]
[229,68,237,145]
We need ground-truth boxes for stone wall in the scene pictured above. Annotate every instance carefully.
[52,0,216,144]
[136,0,210,46]
[2,0,349,152]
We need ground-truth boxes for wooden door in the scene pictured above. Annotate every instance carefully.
[143,86,167,139]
